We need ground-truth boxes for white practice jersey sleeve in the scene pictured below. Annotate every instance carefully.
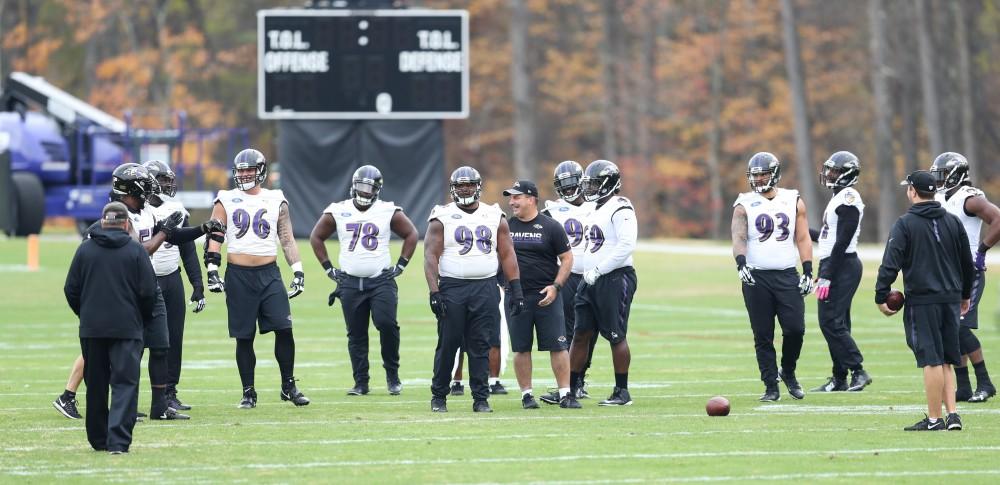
[581,196,635,273]
[324,199,398,278]
[816,188,864,260]
[127,207,158,262]
[543,199,594,274]
[149,197,191,276]
[215,188,286,257]
[734,188,800,270]
[430,202,504,280]
[937,186,983,257]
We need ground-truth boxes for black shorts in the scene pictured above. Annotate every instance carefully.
[489,284,502,348]
[961,270,986,329]
[225,262,292,339]
[575,267,637,344]
[508,291,568,352]
[143,285,169,349]
[903,302,961,367]
[561,273,583,338]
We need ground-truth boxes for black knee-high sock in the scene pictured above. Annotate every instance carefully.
[274,329,295,382]
[236,339,256,390]
[148,348,169,414]
[974,360,994,388]
[956,365,972,392]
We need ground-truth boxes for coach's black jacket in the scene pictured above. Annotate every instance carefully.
[64,226,157,340]
[875,201,974,306]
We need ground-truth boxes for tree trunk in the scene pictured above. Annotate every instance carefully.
[510,0,534,180]
[915,0,943,155]
[779,0,820,224]
[953,0,976,164]
[600,0,620,161]
[707,1,731,240]
[870,0,897,241]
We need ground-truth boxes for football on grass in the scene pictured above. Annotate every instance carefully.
[706,396,730,416]
[886,289,905,311]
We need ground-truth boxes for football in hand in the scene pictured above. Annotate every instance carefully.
[706,396,730,417]
[886,289,905,311]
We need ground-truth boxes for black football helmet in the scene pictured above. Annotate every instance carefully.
[143,160,177,197]
[110,163,153,211]
[450,166,482,206]
[930,152,970,191]
[581,160,622,203]
[820,151,860,189]
[553,160,584,201]
[351,165,383,207]
[233,149,267,191]
[746,152,781,193]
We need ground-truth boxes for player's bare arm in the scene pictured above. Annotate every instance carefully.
[207,202,227,254]
[794,198,813,265]
[309,213,337,266]
[277,202,301,266]
[731,204,748,258]
[424,220,444,293]
[966,195,1000,248]
[142,231,167,256]
[391,210,420,262]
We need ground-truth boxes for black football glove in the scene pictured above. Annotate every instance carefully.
[287,271,305,299]
[189,285,206,313]
[429,291,447,319]
[200,218,226,235]
[508,279,526,317]
[207,270,224,293]
[157,211,184,239]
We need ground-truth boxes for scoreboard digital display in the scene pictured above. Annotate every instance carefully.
[257,9,469,119]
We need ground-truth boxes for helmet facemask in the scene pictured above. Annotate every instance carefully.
[451,181,481,206]
[351,179,381,207]
[747,167,779,193]
[233,165,264,191]
[555,173,582,201]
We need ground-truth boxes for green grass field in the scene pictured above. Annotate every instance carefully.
[2,236,1000,483]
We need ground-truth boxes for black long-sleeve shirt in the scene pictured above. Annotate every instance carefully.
[874,202,974,305]
[179,216,203,291]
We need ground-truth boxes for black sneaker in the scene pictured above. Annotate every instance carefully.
[449,382,465,396]
[387,378,402,396]
[53,396,82,419]
[759,388,780,402]
[946,413,963,431]
[560,394,582,409]
[598,387,633,406]
[521,393,540,409]
[539,391,560,405]
[968,384,996,403]
[239,387,257,409]
[904,415,945,431]
[152,407,190,420]
[281,380,311,406]
[779,369,804,400]
[473,400,493,413]
[431,397,448,412]
[811,377,848,392]
[847,369,873,392]
[489,382,508,395]
[346,384,370,396]
[166,392,192,411]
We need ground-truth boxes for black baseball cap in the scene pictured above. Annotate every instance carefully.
[102,201,129,223]
[503,180,539,197]
[899,170,937,193]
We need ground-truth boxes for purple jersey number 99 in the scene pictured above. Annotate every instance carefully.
[588,225,605,253]
[564,218,585,247]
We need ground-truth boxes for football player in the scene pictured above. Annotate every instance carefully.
[542,161,597,398]
[811,151,871,392]
[732,152,813,402]
[309,165,419,396]
[143,160,207,411]
[425,166,524,413]
[932,152,1000,403]
[204,149,309,409]
[567,160,638,406]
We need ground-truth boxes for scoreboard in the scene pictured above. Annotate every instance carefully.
[257,9,469,120]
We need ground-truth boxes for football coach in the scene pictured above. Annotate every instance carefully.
[64,201,158,454]
[875,170,974,432]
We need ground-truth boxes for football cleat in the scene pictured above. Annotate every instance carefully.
[968,385,996,403]
[759,388,780,402]
[811,377,847,392]
[166,390,192,411]
[346,384,370,396]
[560,395,583,409]
[449,382,465,396]
[151,407,190,420]
[779,369,805,400]
[53,396,82,420]
[431,397,448,413]
[387,378,402,396]
[598,387,633,406]
[239,387,257,409]
[904,415,945,431]
[847,369,873,392]
[539,391,560,405]
[489,382,508,395]
[281,380,310,406]
[473,400,493,413]
[956,387,974,402]
[946,413,963,431]
[521,393,540,409]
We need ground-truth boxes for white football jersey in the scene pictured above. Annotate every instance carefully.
[429,202,504,279]
[127,207,158,263]
[734,188,800,270]
[149,197,191,276]
[937,185,984,256]
[580,196,635,272]
[816,187,864,260]
[215,188,286,257]
[324,199,399,278]
[544,199,594,274]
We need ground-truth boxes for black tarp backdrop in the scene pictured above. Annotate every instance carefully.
[277,120,445,238]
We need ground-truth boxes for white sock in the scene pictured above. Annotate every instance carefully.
[522,388,533,397]
[490,378,500,385]
[928,417,939,423]
[559,387,570,398]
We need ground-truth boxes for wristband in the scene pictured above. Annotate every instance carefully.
[291,261,303,273]
[735,254,747,269]
[396,256,409,268]
[553,281,562,291]
[979,243,991,254]
[321,260,333,271]
[207,263,219,272]
[802,261,813,276]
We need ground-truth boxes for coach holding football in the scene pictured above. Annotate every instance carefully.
[503,180,579,409]
[875,170,974,432]
[64,202,158,454]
